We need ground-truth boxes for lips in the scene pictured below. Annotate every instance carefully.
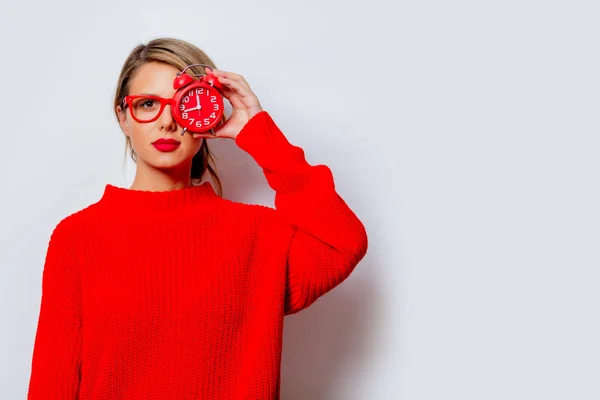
[153,138,180,145]
[152,138,181,152]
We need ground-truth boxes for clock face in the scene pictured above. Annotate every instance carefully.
[174,83,224,131]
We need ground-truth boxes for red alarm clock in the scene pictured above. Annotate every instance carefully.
[172,64,225,136]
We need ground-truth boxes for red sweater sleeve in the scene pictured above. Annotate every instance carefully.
[28,219,83,399]
[235,111,368,315]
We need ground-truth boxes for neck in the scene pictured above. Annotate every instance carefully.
[130,161,193,192]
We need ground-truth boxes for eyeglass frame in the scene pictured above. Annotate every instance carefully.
[121,95,176,123]
[121,63,218,124]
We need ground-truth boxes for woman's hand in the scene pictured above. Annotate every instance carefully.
[191,67,263,140]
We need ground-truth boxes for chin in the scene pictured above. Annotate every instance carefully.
[152,157,189,170]
[138,152,190,170]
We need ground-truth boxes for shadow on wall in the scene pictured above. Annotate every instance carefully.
[211,129,379,399]
[281,270,378,400]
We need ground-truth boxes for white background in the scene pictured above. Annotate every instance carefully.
[1,0,598,398]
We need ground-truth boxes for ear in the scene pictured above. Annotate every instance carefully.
[116,105,130,137]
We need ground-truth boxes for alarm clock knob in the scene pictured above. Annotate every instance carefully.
[173,73,194,90]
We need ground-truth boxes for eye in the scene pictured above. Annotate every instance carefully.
[141,100,156,108]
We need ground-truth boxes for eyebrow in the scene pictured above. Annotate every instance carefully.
[121,93,166,107]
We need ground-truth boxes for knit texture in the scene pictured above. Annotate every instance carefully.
[27,111,368,399]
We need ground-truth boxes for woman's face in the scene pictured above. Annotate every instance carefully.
[116,61,203,173]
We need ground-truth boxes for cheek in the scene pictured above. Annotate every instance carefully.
[126,124,156,156]
[127,123,152,145]
[182,138,204,158]
[180,134,203,149]
[193,138,204,153]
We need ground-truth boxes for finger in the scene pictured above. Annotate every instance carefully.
[192,132,219,139]
[211,69,251,90]
[217,76,252,98]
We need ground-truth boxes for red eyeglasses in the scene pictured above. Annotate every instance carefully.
[121,95,176,123]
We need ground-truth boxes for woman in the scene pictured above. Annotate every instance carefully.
[27,37,368,399]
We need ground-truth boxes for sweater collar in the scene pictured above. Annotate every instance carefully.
[99,181,220,214]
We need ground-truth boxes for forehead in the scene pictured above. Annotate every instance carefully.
[128,61,180,96]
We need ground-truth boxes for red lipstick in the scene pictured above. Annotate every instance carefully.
[152,138,180,152]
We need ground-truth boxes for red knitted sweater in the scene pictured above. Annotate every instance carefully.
[27,111,368,399]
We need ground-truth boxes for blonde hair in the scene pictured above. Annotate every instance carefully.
[113,37,224,197]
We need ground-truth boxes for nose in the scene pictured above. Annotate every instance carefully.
[158,102,177,132]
